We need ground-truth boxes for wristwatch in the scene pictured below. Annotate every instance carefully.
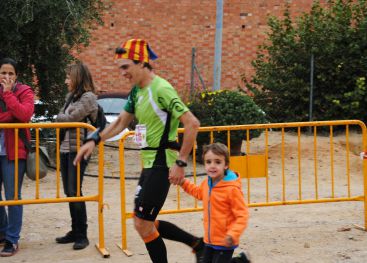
[84,128,101,145]
[175,159,187,167]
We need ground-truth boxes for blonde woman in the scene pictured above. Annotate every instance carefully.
[55,62,98,250]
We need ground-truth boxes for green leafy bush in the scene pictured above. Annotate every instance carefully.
[245,0,367,123]
[188,90,267,158]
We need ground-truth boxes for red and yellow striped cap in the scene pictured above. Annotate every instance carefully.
[114,39,158,63]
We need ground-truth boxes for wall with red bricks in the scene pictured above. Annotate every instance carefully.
[76,0,325,97]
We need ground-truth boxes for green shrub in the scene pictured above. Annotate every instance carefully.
[245,0,367,123]
[188,90,267,158]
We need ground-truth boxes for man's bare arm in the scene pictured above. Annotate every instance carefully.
[100,110,134,141]
[74,110,134,164]
[177,111,200,162]
[169,111,200,185]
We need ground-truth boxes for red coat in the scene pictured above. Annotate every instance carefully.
[0,83,34,160]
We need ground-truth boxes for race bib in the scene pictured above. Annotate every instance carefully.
[134,124,148,148]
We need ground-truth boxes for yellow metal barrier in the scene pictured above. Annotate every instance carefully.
[230,154,267,178]
[0,122,109,258]
[117,120,367,255]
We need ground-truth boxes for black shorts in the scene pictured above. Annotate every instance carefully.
[134,167,170,221]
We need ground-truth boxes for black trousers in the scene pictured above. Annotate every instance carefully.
[203,246,234,263]
[60,152,89,238]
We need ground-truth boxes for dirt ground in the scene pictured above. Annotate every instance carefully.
[6,130,367,263]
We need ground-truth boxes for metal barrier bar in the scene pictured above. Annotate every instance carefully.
[117,120,367,254]
[313,126,319,199]
[97,142,107,255]
[246,129,251,203]
[14,128,19,201]
[297,127,302,200]
[330,126,335,198]
[364,156,367,228]
[346,125,351,198]
[248,197,364,207]
[265,128,269,202]
[36,128,41,199]
[76,127,81,197]
[193,142,198,208]
[1,196,99,206]
[117,134,131,255]
[281,127,285,202]
[56,128,61,198]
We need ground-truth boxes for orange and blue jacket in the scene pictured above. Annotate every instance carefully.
[181,169,249,249]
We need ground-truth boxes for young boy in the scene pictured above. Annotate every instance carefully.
[179,143,250,263]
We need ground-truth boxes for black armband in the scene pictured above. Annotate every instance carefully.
[84,128,101,145]
[175,159,187,167]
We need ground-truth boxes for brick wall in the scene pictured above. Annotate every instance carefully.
[76,0,325,96]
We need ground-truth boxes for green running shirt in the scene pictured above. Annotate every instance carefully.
[124,75,189,168]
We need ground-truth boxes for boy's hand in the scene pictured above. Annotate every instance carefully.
[224,235,234,247]
[177,177,185,186]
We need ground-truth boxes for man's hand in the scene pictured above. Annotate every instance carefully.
[169,165,185,185]
[73,140,96,165]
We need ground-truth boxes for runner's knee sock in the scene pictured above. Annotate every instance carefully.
[144,229,168,263]
[155,220,202,251]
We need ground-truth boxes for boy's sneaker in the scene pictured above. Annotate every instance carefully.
[231,252,251,263]
[0,238,5,247]
[0,240,19,257]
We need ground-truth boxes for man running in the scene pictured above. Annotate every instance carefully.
[74,39,203,262]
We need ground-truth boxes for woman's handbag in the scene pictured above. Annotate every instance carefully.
[26,145,50,180]
[19,130,50,180]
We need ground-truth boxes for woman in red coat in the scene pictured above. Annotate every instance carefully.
[0,58,34,257]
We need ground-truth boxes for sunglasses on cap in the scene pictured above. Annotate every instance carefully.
[115,47,143,57]
[115,47,128,55]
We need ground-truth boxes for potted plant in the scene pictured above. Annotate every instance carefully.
[188,89,267,161]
